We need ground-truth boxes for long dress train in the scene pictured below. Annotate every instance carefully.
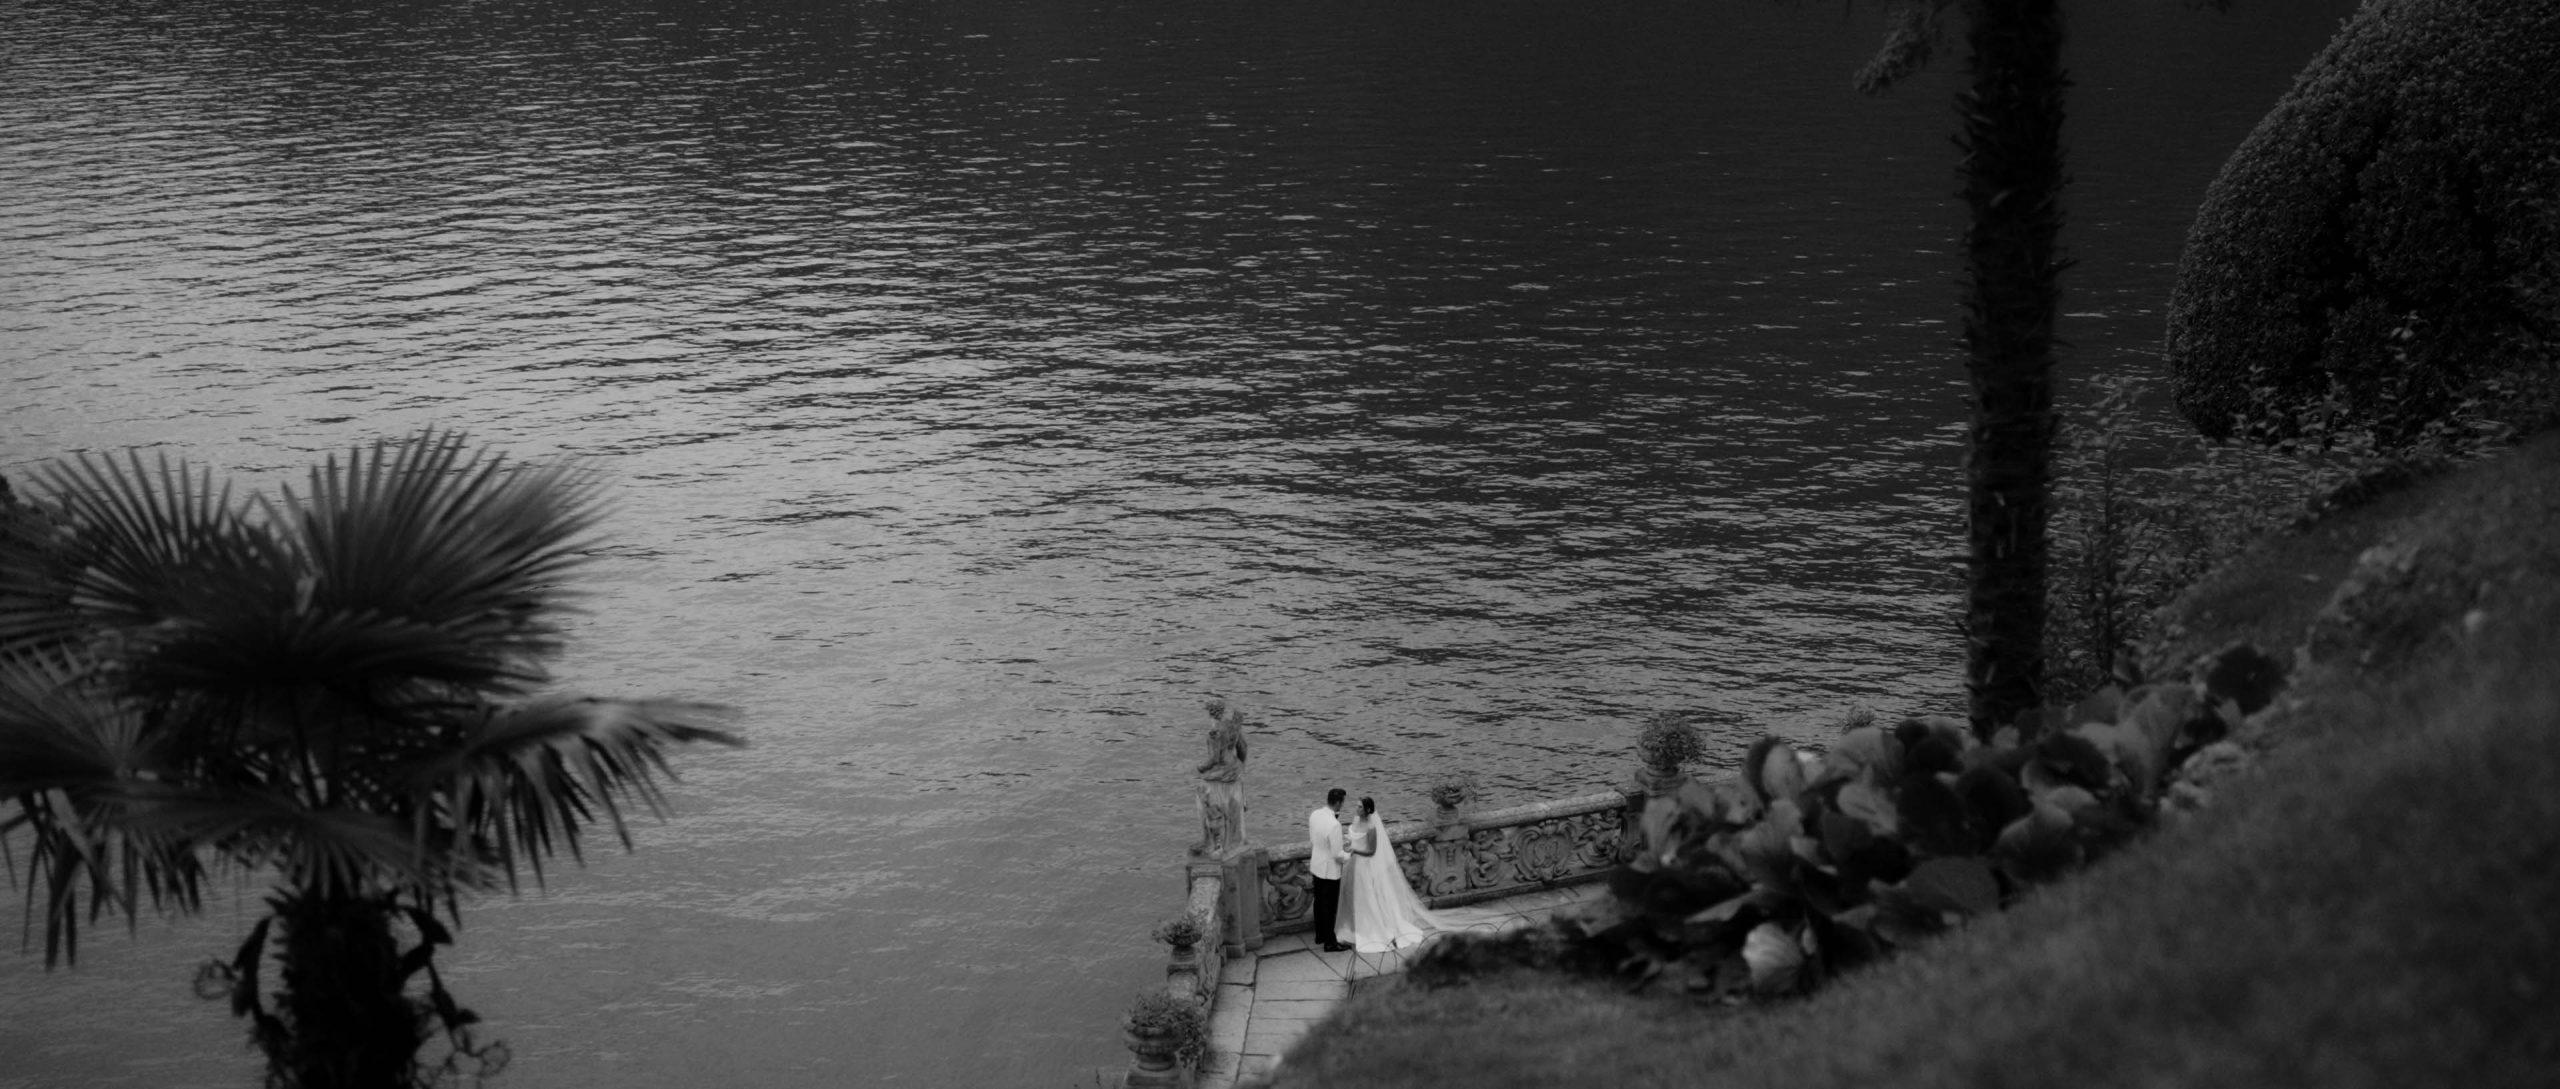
[1334,814,1444,952]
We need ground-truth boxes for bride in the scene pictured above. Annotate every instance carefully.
[1333,797,1446,952]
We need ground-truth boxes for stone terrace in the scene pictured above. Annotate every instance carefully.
[1198,883,1607,1089]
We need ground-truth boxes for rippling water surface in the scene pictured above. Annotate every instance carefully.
[3,0,2352,1084]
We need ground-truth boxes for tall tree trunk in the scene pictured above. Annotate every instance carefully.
[1957,0,2069,737]
[273,893,424,1089]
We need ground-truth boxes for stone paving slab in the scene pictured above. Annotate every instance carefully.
[1208,992,1253,1034]
[1249,979,1352,1002]
[1197,1048,1240,1087]
[1258,931,1320,956]
[1242,1023,1314,1058]
[1252,951,1355,984]
[1184,881,1611,1089]
[1239,997,1339,1022]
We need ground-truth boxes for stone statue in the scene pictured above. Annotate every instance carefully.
[1191,698,1249,856]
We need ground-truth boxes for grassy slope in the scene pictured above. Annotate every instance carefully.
[1268,433,2560,1089]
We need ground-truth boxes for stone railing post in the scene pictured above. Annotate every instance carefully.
[1174,857,1232,1004]
[1221,846,1265,955]
[1419,810,1473,899]
[1632,759,1687,800]
[1627,749,1688,865]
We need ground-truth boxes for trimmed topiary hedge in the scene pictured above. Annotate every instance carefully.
[2166,0,2560,443]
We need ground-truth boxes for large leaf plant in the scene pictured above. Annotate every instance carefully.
[1566,643,2284,1002]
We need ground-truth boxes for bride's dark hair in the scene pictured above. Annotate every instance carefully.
[1359,796,1375,818]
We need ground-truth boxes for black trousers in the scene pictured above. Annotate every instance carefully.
[1311,875,1341,945]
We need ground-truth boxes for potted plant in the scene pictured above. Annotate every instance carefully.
[1121,990,1208,1087]
[1635,710,1704,795]
[1152,913,1205,966]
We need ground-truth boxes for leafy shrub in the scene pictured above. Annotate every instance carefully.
[2042,354,2560,705]
[2166,0,2560,444]
[1635,711,1705,769]
[1526,645,2285,1003]
[1151,914,1203,948]
[1121,990,1207,1067]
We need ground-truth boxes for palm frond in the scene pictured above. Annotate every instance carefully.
[275,431,607,694]
[0,493,81,655]
[0,651,233,964]
[1857,0,1954,96]
[117,790,442,902]
[2,435,742,969]
[134,602,536,705]
[401,697,740,894]
[0,649,150,796]
[17,781,238,959]
[0,450,285,653]
[3,434,607,704]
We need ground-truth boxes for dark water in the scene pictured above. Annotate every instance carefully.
[1,0,2352,1084]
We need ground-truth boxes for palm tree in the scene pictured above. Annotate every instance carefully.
[1953,0,2068,736]
[1861,0,2070,736]
[0,431,742,1089]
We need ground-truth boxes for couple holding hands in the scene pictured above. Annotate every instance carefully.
[1304,788,1444,953]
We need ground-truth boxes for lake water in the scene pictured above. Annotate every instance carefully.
[1,0,2354,1084]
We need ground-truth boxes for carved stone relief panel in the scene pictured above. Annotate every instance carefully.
[1510,823,1575,883]
[1466,827,1512,890]
[1402,835,1443,896]
[1566,809,1630,870]
[1261,856,1311,927]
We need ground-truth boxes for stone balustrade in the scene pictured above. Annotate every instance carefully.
[1118,771,1669,1086]
[1246,790,1636,938]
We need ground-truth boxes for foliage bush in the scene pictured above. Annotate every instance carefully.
[1122,990,1208,1067]
[2041,369,2550,704]
[1152,914,1204,948]
[1422,645,2287,1003]
[2043,375,2326,700]
[2166,0,2560,444]
[1634,711,1705,770]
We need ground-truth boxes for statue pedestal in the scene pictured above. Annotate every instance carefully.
[1194,847,1264,955]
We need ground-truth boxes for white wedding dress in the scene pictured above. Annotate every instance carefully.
[1333,813,1445,952]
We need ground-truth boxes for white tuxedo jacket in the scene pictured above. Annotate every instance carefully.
[1306,806,1347,881]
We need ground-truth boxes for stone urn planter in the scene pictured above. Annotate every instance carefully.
[1152,914,1205,961]
[1152,914,1207,998]
[1633,711,1703,798]
[1121,991,1204,1089]
[1633,760,1688,799]
[1121,1023,1192,1089]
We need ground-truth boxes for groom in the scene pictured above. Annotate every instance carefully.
[1306,788,1351,952]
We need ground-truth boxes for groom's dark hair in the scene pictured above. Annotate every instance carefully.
[1326,788,1347,807]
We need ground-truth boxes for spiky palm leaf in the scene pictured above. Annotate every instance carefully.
[7,432,605,706]
[402,697,741,894]
[278,430,607,694]
[0,450,274,658]
[0,650,205,964]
